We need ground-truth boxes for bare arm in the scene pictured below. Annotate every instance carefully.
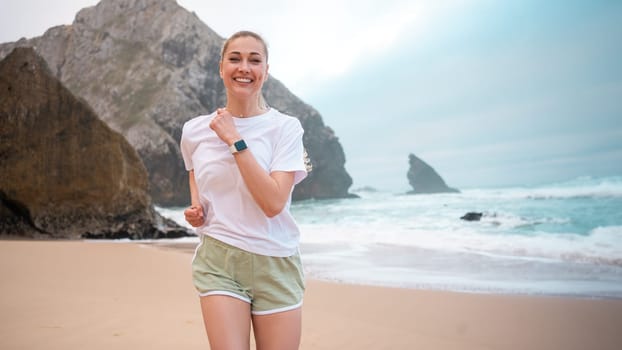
[210,108,295,217]
[234,152,295,217]
[188,170,201,207]
[184,170,205,227]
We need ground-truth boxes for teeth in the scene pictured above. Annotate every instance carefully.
[235,78,252,83]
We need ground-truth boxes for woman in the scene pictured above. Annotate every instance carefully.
[180,31,308,350]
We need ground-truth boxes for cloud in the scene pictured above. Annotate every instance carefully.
[0,0,98,42]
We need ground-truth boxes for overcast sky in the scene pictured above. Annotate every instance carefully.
[2,0,621,191]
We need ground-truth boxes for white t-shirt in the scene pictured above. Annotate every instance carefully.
[180,108,307,257]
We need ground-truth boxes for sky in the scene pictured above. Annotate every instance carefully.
[1,0,621,191]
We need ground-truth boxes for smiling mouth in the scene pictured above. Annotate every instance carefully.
[234,77,252,83]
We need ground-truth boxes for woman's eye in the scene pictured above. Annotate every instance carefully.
[228,57,240,62]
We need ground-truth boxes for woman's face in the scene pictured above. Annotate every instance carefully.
[220,36,269,100]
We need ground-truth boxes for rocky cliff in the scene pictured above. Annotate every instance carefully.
[406,154,459,194]
[0,47,188,239]
[0,0,353,205]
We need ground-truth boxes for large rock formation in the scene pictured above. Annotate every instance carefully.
[406,154,459,194]
[0,47,188,239]
[0,0,353,205]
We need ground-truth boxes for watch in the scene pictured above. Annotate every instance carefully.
[229,139,248,154]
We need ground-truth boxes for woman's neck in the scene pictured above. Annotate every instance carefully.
[225,99,266,118]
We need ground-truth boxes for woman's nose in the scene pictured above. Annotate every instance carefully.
[238,60,250,72]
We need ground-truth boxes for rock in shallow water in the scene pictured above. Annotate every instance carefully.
[460,212,484,221]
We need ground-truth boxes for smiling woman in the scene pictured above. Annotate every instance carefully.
[179,30,309,350]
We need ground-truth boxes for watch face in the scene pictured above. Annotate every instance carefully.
[234,140,247,152]
[233,140,247,152]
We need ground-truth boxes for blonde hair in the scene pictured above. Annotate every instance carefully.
[220,30,270,110]
[220,30,269,63]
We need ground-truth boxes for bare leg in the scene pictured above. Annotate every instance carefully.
[252,307,302,350]
[200,295,252,350]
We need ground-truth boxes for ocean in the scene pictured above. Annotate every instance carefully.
[156,176,622,298]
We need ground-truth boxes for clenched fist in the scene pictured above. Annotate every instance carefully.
[184,205,205,227]
[210,108,241,145]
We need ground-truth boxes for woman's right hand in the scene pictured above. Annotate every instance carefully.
[184,205,205,227]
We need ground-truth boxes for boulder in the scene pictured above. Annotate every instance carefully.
[460,212,483,221]
[406,153,459,194]
[0,47,189,239]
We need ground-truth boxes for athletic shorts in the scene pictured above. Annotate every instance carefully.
[191,234,305,315]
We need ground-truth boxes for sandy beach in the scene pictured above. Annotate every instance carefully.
[1,240,621,350]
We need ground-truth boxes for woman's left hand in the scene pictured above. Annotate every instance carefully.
[210,108,241,145]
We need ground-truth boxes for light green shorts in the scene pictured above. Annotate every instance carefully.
[192,234,305,315]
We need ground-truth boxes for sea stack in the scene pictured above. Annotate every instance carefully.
[406,153,460,194]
